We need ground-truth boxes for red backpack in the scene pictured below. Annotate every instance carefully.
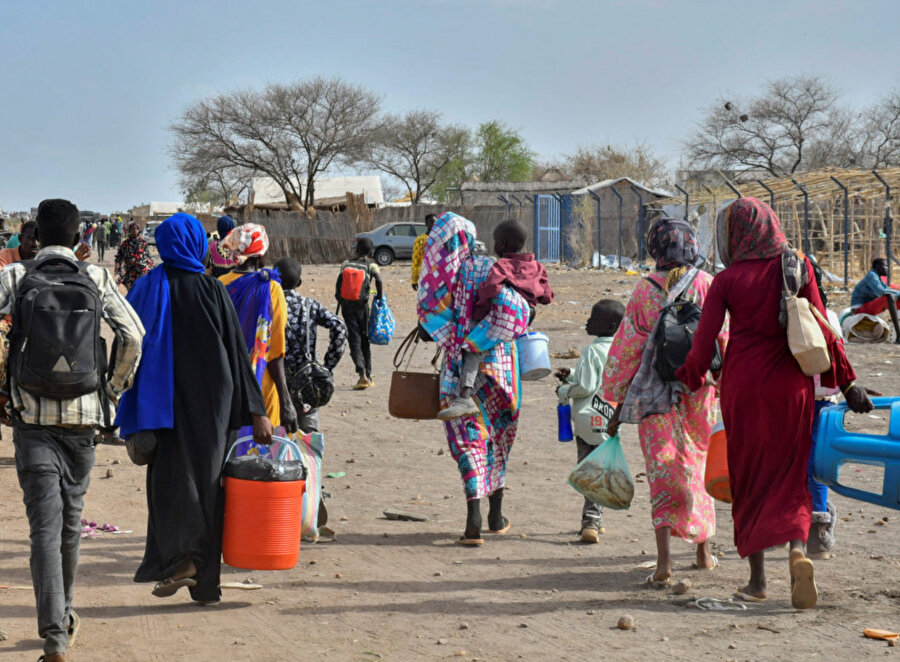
[339,260,371,303]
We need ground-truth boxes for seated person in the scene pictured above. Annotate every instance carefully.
[851,258,900,341]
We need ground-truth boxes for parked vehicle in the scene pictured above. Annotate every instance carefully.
[353,222,487,266]
[354,222,427,266]
[142,221,164,246]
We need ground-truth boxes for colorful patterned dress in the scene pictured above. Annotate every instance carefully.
[602,270,723,543]
[418,213,530,500]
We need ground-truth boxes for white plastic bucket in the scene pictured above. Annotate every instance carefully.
[517,332,551,381]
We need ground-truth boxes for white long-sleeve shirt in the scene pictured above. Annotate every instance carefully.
[557,336,616,445]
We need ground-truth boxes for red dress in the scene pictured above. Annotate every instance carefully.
[677,257,854,557]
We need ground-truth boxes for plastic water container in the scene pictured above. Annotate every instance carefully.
[557,403,574,442]
[704,421,731,503]
[517,332,551,381]
[222,437,306,570]
[814,397,900,510]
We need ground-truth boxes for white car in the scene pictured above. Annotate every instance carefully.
[142,221,164,245]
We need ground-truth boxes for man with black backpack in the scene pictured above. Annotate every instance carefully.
[335,237,383,390]
[0,199,144,662]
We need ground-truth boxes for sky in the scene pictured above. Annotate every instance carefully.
[1,0,898,213]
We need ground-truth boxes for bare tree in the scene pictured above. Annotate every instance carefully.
[366,110,468,203]
[171,77,381,210]
[685,75,847,177]
[563,142,668,187]
[171,90,306,208]
[856,89,900,168]
[267,77,382,209]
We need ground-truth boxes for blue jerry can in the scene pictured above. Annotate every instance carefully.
[814,397,900,510]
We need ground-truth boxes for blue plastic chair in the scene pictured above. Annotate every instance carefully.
[814,397,900,510]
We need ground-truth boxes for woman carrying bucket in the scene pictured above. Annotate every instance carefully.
[603,217,727,586]
[417,212,531,545]
[116,213,274,604]
[677,198,872,609]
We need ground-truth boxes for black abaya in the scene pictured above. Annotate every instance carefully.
[134,267,266,602]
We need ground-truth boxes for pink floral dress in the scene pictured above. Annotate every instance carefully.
[602,270,725,543]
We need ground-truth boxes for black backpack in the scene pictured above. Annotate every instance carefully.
[9,257,107,400]
[650,273,722,383]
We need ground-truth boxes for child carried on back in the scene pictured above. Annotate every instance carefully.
[439,219,554,420]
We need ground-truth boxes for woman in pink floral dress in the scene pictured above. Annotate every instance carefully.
[603,217,726,584]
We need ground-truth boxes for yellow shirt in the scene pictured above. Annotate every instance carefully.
[219,271,287,428]
[410,234,428,284]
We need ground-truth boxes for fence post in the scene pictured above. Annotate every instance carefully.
[609,187,624,269]
[791,179,811,256]
[497,194,510,216]
[757,179,776,209]
[873,170,893,285]
[630,184,645,262]
[674,184,689,221]
[588,189,602,264]
[532,195,541,261]
[830,176,850,288]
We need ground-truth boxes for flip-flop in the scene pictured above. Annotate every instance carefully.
[152,576,198,598]
[790,557,818,609]
[645,573,673,588]
[67,609,80,648]
[456,536,485,547]
[734,590,767,603]
[692,555,719,570]
[487,518,511,535]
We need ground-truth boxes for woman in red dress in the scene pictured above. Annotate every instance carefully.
[677,198,872,609]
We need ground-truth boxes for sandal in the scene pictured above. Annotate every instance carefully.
[692,555,719,570]
[645,573,672,588]
[790,551,817,609]
[734,590,767,603]
[67,609,80,648]
[487,517,511,535]
[456,536,485,547]
[152,576,198,598]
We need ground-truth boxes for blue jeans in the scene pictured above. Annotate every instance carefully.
[14,423,95,656]
[809,401,830,513]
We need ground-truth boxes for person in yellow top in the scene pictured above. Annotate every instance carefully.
[219,224,298,432]
[410,214,435,290]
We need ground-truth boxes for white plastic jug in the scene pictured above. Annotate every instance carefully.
[517,332,551,381]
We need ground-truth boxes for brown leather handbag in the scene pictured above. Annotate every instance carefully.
[389,328,442,420]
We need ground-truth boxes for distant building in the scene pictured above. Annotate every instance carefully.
[129,202,185,219]
[251,175,385,210]
[456,180,588,207]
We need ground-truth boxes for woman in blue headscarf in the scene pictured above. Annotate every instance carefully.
[117,212,273,605]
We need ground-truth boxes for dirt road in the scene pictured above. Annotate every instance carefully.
[2,261,899,661]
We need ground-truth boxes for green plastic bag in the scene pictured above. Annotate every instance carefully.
[567,435,634,510]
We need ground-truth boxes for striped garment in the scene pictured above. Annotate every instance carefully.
[0,246,145,427]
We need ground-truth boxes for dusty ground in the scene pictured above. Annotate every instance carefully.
[2,254,900,662]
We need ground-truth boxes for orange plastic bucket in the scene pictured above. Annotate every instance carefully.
[705,422,731,503]
[222,476,305,570]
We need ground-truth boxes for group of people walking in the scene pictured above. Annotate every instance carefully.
[2,197,883,661]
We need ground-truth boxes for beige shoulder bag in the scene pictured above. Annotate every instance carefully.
[782,253,836,376]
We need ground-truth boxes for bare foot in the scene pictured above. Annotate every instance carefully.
[695,542,717,569]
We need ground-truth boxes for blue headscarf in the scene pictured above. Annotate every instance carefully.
[115,213,207,437]
[217,215,235,238]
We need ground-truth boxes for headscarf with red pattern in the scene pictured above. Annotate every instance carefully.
[221,223,270,265]
[716,197,789,267]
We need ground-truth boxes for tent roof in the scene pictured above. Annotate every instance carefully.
[571,177,673,198]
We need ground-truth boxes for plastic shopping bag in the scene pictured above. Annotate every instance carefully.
[368,296,396,345]
[567,435,634,510]
[291,431,325,541]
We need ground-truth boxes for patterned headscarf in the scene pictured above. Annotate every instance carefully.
[646,217,699,271]
[221,223,269,265]
[717,197,789,267]
[416,212,477,346]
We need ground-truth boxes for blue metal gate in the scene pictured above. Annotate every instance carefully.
[533,194,561,263]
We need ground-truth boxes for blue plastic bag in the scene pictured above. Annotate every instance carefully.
[567,435,634,510]
[368,296,395,345]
